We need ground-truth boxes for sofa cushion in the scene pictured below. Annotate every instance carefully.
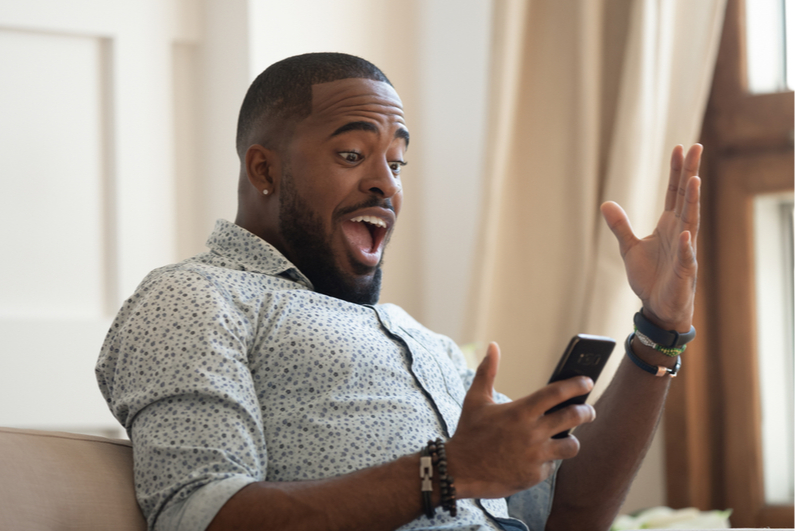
[0,427,146,531]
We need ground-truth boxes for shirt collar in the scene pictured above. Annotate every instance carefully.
[205,219,314,289]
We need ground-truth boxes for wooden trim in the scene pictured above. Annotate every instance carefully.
[707,0,794,151]
[758,505,795,528]
[664,0,794,527]
[715,155,765,527]
[708,0,745,101]
[718,150,793,528]
[712,92,794,152]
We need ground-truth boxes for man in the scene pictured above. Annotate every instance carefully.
[97,53,702,531]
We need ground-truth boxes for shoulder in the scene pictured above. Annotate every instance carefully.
[136,258,214,292]
[103,258,262,354]
[131,253,298,309]
[122,260,227,313]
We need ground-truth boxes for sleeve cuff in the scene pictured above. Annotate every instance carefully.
[156,476,258,531]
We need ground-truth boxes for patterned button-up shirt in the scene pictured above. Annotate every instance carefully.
[96,220,555,531]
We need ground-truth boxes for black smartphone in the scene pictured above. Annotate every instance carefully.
[545,334,615,439]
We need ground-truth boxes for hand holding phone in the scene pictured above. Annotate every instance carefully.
[545,334,615,438]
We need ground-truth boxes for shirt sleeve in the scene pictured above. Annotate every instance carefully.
[96,268,265,531]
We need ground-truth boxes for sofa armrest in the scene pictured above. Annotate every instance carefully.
[0,427,146,531]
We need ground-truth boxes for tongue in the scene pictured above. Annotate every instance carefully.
[342,220,374,253]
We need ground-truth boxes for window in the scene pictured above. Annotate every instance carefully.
[754,193,794,505]
[745,0,791,93]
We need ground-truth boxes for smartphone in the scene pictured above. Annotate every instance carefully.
[545,334,615,439]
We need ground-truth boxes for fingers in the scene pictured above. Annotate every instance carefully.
[464,342,500,406]
[679,175,701,249]
[665,145,684,211]
[674,144,703,218]
[518,376,594,417]
[546,401,596,436]
[550,433,582,460]
[600,201,639,258]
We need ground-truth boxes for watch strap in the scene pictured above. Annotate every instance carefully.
[634,309,696,348]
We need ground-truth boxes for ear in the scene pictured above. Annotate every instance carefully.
[244,144,282,196]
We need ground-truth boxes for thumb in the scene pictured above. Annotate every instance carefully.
[466,342,500,405]
[601,201,639,258]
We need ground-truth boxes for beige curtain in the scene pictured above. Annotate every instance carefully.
[466,0,726,402]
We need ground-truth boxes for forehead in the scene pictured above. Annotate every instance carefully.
[301,78,406,132]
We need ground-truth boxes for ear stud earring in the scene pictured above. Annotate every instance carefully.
[262,189,269,195]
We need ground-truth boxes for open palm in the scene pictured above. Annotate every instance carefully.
[601,144,702,332]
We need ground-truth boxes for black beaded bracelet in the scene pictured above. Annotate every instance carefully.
[428,438,457,517]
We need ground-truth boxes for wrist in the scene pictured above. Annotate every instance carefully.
[440,439,469,499]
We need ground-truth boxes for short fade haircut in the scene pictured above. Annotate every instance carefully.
[236,52,392,156]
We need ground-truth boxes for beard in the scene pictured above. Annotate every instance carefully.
[278,168,386,305]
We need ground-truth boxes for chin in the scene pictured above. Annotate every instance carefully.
[341,267,383,305]
[306,260,383,306]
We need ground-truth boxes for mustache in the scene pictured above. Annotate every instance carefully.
[335,197,395,219]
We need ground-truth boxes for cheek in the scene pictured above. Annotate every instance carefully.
[288,161,340,201]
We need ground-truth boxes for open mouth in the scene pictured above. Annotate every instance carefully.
[341,214,389,268]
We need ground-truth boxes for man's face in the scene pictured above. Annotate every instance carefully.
[276,78,408,305]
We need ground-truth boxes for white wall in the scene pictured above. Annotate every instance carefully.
[0,0,198,436]
[415,0,493,341]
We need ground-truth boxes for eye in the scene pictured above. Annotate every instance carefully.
[338,151,363,164]
[389,161,407,175]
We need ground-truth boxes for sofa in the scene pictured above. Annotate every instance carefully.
[0,427,146,530]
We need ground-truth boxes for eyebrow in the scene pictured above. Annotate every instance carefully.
[395,128,410,147]
[330,121,410,147]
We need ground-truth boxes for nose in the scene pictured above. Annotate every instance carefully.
[360,158,401,198]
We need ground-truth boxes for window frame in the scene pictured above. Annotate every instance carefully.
[663,0,794,527]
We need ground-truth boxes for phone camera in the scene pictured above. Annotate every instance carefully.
[577,353,601,366]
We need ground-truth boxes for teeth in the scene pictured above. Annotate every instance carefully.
[350,215,387,228]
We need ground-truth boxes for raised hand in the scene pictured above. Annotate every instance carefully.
[446,342,596,500]
[600,144,702,332]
